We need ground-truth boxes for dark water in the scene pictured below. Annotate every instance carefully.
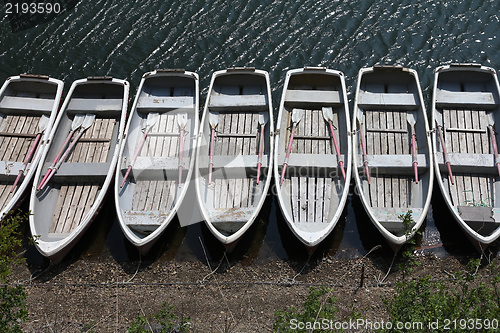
[3,0,500,267]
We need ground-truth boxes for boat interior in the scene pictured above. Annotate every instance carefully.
[434,69,500,234]
[277,73,348,232]
[355,69,430,234]
[118,75,197,235]
[0,79,59,211]
[198,73,271,235]
[35,82,125,240]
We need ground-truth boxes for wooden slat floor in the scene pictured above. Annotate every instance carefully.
[363,109,411,208]
[131,112,183,212]
[212,111,261,209]
[284,109,339,223]
[0,114,42,208]
[439,108,494,207]
[49,117,116,234]
[0,114,41,162]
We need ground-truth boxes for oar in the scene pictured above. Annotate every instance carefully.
[39,114,96,190]
[208,111,219,185]
[280,108,304,185]
[322,107,346,180]
[120,112,160,188]
[487,112,500,178]
[435,118,454,185]
[11,115,49,192]
[407,111,419,184]
[177,113,188,186]
[256,112,268,184]
[37,114,86,190]
[357,112,370,183]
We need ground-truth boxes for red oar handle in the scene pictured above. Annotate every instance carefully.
[256,125,265,184]
[208,128,215,184]
[280,125,296,185]
[328,121,345,180]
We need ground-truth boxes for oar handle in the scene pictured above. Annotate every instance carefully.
[328,121,345,180]
[411,131,419,183]
[11,133,42,192]
[280,124,296,185]
[38,130,74,190]
[489,125,500,179]
[178,127,184,186]
[39,129,85,189]
[120,130,150,188]
[256,125,265,184]
[358,122,370,183]
[208,128,215,184]
[436,124,454,185]
[120,165,133,188]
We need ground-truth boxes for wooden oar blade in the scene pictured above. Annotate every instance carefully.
[72,114,86,130]
[81,113,96,130]
[177,113,188,127]
[321,106,334,121]
[291,108,304,123]
[209,111,219,128]
[37,114,50,133]
[258,112,269,126]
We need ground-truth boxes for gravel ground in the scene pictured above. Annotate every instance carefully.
[10,245,498,332]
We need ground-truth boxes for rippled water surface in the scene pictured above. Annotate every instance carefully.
[2,0,500,264]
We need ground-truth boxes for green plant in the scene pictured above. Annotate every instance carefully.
[380,259,500,332]
[128,303,190,333]
[397,210,421,277]
[0,211,29,332]
[274,287,342,332]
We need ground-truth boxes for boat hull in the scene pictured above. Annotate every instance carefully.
[115,69,199,255]
[29,77,129,262]
[431,64,500,251]
[0,75,63,220]
[352,66,433,250]
[274,67,352,247]
[195,68,274,247]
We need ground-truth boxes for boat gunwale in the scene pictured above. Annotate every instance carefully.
[351,66,434,247]
[29,77,129,260]
[114,70,200,250]
[195,68,274,245]
[273,67,352,247]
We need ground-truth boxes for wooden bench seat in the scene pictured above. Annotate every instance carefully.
[137,96,194,111]
[198,154,269,170]
[435,90,497,109]
[361,154,428,174]
[50,162,112,180]
[435,153,498,174]
[284,89,342,107]
[120,156,190,179]
[357,92,419,110]
[276,153,342,169]
[209,94,267,111]
[0,96,55,113]
[67,98,123,112]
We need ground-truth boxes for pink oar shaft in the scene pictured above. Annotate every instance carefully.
[178,128,184,185]
[256,125,265,184]
[120,131,149,188]
[11,133,42,192]
[208,128,215,184]
[328,121,345,180]
[412,133,419,184]
[40,130,85,189]
[280,126,296,185]
[489,126,500,178]
[38,130,74,190]
[358,124,370,183]
[437,125,454,185]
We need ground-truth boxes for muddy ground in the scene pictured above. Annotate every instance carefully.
[10,239,499,332]
[7,195,500,332]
